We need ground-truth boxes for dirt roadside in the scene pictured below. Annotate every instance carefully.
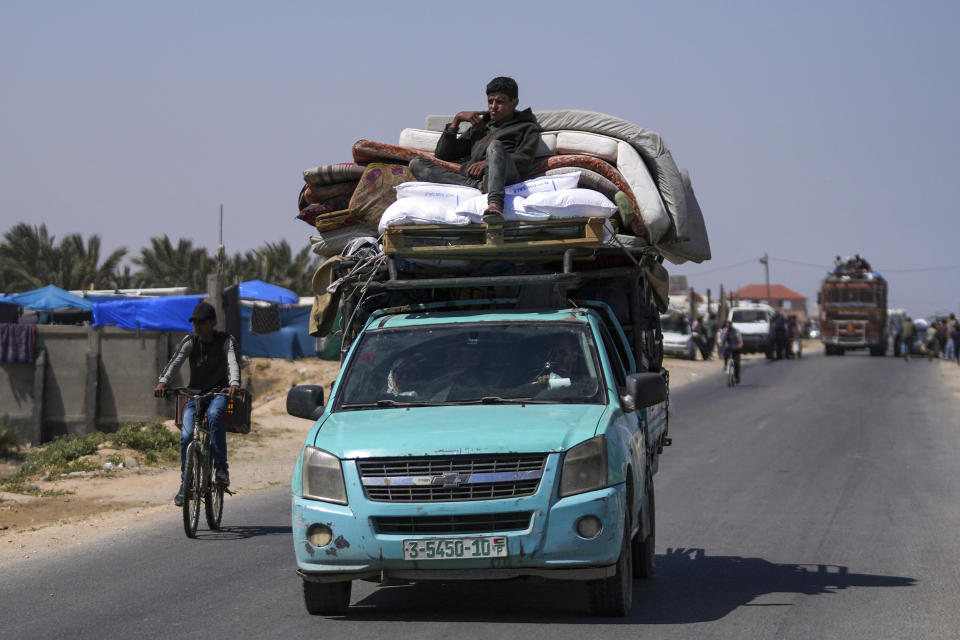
[5,343,951,566]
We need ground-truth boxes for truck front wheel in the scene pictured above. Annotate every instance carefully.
[303,579,351,615]
[588,516,633,617]
[633,479,655,579]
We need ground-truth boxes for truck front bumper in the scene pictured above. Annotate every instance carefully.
[292,456,625,582]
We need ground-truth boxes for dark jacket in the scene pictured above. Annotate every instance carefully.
[435,108,541,177]
[159,331,241,393]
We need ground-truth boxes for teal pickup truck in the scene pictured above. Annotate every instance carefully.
[287,261,671,617]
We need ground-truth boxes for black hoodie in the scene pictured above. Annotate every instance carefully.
[434,107,541,177]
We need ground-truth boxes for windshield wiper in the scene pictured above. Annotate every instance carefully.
[341,399,439,409]
[454,396,539,405]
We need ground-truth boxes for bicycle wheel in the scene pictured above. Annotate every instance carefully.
[205,475,224,530]
[182,442,202,538]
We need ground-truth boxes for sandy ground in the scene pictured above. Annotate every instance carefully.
[2,344,956,566]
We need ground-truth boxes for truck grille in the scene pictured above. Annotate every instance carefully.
[372,512,533,534]
[357,454,547,502]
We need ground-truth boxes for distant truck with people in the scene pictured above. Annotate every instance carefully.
[819,255,888,356]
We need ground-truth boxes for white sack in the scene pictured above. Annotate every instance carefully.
[523,189,618,219]
[505,172,580,197]
[457,194,543,222]
[378,197,472,233]
[395,182,482,208]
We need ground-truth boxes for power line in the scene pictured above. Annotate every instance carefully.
[682,258,756,276]
[769,257,831,270]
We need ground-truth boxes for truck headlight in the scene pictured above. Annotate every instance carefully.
[559,436,608,498]
[301,446,348,505]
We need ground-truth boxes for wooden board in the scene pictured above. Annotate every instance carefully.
[383,217,607,258]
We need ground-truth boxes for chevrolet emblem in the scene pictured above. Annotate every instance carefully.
[431,472,468,488]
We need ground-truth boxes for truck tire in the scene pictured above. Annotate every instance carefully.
[588,516,633,617]
[632,478,655,579]
[870,345,885,357]
[303,579,351,615]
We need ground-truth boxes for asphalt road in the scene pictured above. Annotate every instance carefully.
[3,350,959,639]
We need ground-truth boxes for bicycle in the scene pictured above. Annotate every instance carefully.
[173,388,232,538]
[725,355,736,387]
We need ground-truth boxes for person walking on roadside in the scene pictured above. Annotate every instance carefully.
[703,312,718,360]
[153,301,241,505]
[950,320,960,365]
[900,316,916,361]
[773,311,788,360]
[945,314,957,361]
[924,323,939,360]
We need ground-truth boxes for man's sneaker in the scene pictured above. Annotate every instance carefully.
[215,465,230,488]
[173,484,185,507]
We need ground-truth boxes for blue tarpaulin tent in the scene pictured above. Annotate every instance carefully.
[240,305,313,358]
[92,295,203,332]
[238,280,299,305]
[4,285,94,311]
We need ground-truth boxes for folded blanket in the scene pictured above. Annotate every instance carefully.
[303,163,365,187]
[352,140,460,171]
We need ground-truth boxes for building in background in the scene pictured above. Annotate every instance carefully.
[733,284,808,320]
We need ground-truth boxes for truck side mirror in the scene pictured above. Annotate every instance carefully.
[287,385,325,420]
[625,373,667,409]
[817,292,822,305]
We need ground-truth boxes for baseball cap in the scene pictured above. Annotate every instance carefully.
[189,301,216,323]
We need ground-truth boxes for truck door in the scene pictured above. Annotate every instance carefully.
[595,322,645,520]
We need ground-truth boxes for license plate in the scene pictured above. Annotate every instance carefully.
[402,536,508,560]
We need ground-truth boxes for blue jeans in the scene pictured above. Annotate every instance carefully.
[901,338,915,357]
[409,140,522,208]
[180,395,228,477]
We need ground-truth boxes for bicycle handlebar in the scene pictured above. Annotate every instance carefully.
[168,387,233,399]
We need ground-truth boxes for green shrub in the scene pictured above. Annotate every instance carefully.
[109,422,178,453]
[1,432,105,485]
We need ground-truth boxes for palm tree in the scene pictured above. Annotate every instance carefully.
[227,240,318,295]
[131,235,212,292]
[0,223,126,291]
[0,223,58,291]
[53,233,128,290]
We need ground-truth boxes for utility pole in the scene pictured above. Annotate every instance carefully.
[759,253,771,307]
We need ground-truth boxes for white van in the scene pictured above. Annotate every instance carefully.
[728,303,774,358]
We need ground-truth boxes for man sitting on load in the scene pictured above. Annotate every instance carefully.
[409,76,541,225]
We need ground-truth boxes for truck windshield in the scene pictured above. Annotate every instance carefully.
[824,287,876,304]
[660,315,689,334]
[335,323,604,409]
[731,310,767,323]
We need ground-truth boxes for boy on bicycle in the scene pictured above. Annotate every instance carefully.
[153,301,241,506]
[717,320,744,384]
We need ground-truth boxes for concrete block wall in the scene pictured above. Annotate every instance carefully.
[0,326,186,445]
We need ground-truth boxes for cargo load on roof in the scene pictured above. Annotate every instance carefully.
[296,109,710,265]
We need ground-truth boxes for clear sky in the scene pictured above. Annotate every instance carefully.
[2,0,957,317]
